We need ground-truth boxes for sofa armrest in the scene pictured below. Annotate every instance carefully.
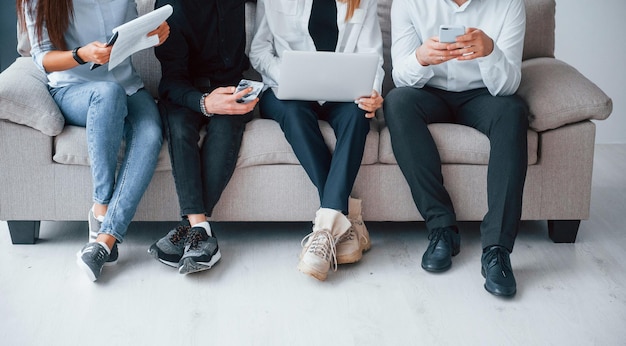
[0,57,65,136]
[517,58,612,132]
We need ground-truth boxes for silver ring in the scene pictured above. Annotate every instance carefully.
[440,55,444,61]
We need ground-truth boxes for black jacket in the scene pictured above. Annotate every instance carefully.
[155,0,249,113]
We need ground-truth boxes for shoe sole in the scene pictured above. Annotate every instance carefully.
[336,249,363,265]
[297,261,328,281]
[178,250,222,275]
[147,246,180,268]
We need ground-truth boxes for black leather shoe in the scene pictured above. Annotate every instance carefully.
[421,226,461,272]
[481,246,516,297]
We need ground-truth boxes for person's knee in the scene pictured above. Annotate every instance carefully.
[494,97,529,135]
[91,81,126,104]
[383,87,421,128]
[162,106,197,141]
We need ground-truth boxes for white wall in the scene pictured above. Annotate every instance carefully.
[555,0,626,143]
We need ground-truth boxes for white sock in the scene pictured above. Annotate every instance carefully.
[97,241,111,254]
[91,206,105,222]
[191,221,212,237]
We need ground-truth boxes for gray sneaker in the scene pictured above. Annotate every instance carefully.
[88,209,118,266]
[148,219,191,267]
[76,242,110,282]
[178,227,221,275]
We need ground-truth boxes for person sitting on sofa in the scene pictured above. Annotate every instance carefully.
[148,0,258,275]
[18,0,169,281]
[249,0,384,281]
[383,0,529,297]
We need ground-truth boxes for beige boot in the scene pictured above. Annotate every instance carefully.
[348,197,371,252]
[297,208,352,280]
[336,197,370,264]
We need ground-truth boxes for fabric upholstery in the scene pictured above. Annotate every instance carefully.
[522,0,555,60]
[53,119,381,169]
[518,58,613,132]
[0,58,64,136]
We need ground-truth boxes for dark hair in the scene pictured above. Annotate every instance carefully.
[16,0,74,50]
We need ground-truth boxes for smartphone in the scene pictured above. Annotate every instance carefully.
[90,32,119,70]
[235,79,264,103]
[439,25,465,43]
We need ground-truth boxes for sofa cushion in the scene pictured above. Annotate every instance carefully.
[0,57,65,136]
[53,125,172,171]
[518,58,613,132]
[522,0,555,60]
[378,123,538,165]
[238,118,380,167]
[53,118,380,169]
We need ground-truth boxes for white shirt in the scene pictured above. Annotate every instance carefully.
[249,0,384,94]
[25,0,143,95]
[390,0,525,96]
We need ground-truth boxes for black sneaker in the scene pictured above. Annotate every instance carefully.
[148,219,191,267]
[76,242,110,282]
[481,246,517,297]
[178,227,221,275]
[421,226,461,272]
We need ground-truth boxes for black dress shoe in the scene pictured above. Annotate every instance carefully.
[421,226,461,272]
[481,246,516,297]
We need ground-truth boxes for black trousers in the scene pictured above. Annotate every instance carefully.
[160,100,252,217]
[260,89,370,214]
[384,86,529,251]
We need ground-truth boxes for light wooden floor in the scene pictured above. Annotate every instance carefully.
[1,144,625,346]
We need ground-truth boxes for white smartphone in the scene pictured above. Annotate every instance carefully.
[439,25,465,43]
[235,79,264,103]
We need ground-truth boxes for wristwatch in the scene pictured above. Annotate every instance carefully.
[72,47,87,65]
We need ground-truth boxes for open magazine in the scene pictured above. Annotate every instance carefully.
[106,4,173,70]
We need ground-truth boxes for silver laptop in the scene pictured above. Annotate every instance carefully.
[276,50,378,102]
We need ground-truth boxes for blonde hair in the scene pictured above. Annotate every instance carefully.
[340,0,361,21]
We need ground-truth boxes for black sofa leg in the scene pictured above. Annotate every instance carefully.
[7,221,41,244]
[547,220,580,243]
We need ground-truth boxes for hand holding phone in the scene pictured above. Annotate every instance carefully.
[90,32,119,70]
[234,79,264,104]
[439,25,465,43]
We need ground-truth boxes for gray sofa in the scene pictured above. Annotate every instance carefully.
[0,0,613,244]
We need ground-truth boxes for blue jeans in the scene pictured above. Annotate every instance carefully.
[260,89,370,214]
[51,82,163,242]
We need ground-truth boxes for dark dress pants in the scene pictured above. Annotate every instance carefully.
[384,86,529,251]
[260,89,370,214]
[160,100,252,217]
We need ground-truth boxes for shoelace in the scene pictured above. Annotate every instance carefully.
[301,229,338,271]
[426,228,446,254]
[169,224,190,244]
[187,230,206,250]
[337,228,356,243]
[486,247,512,273]
[348,217,369,247]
